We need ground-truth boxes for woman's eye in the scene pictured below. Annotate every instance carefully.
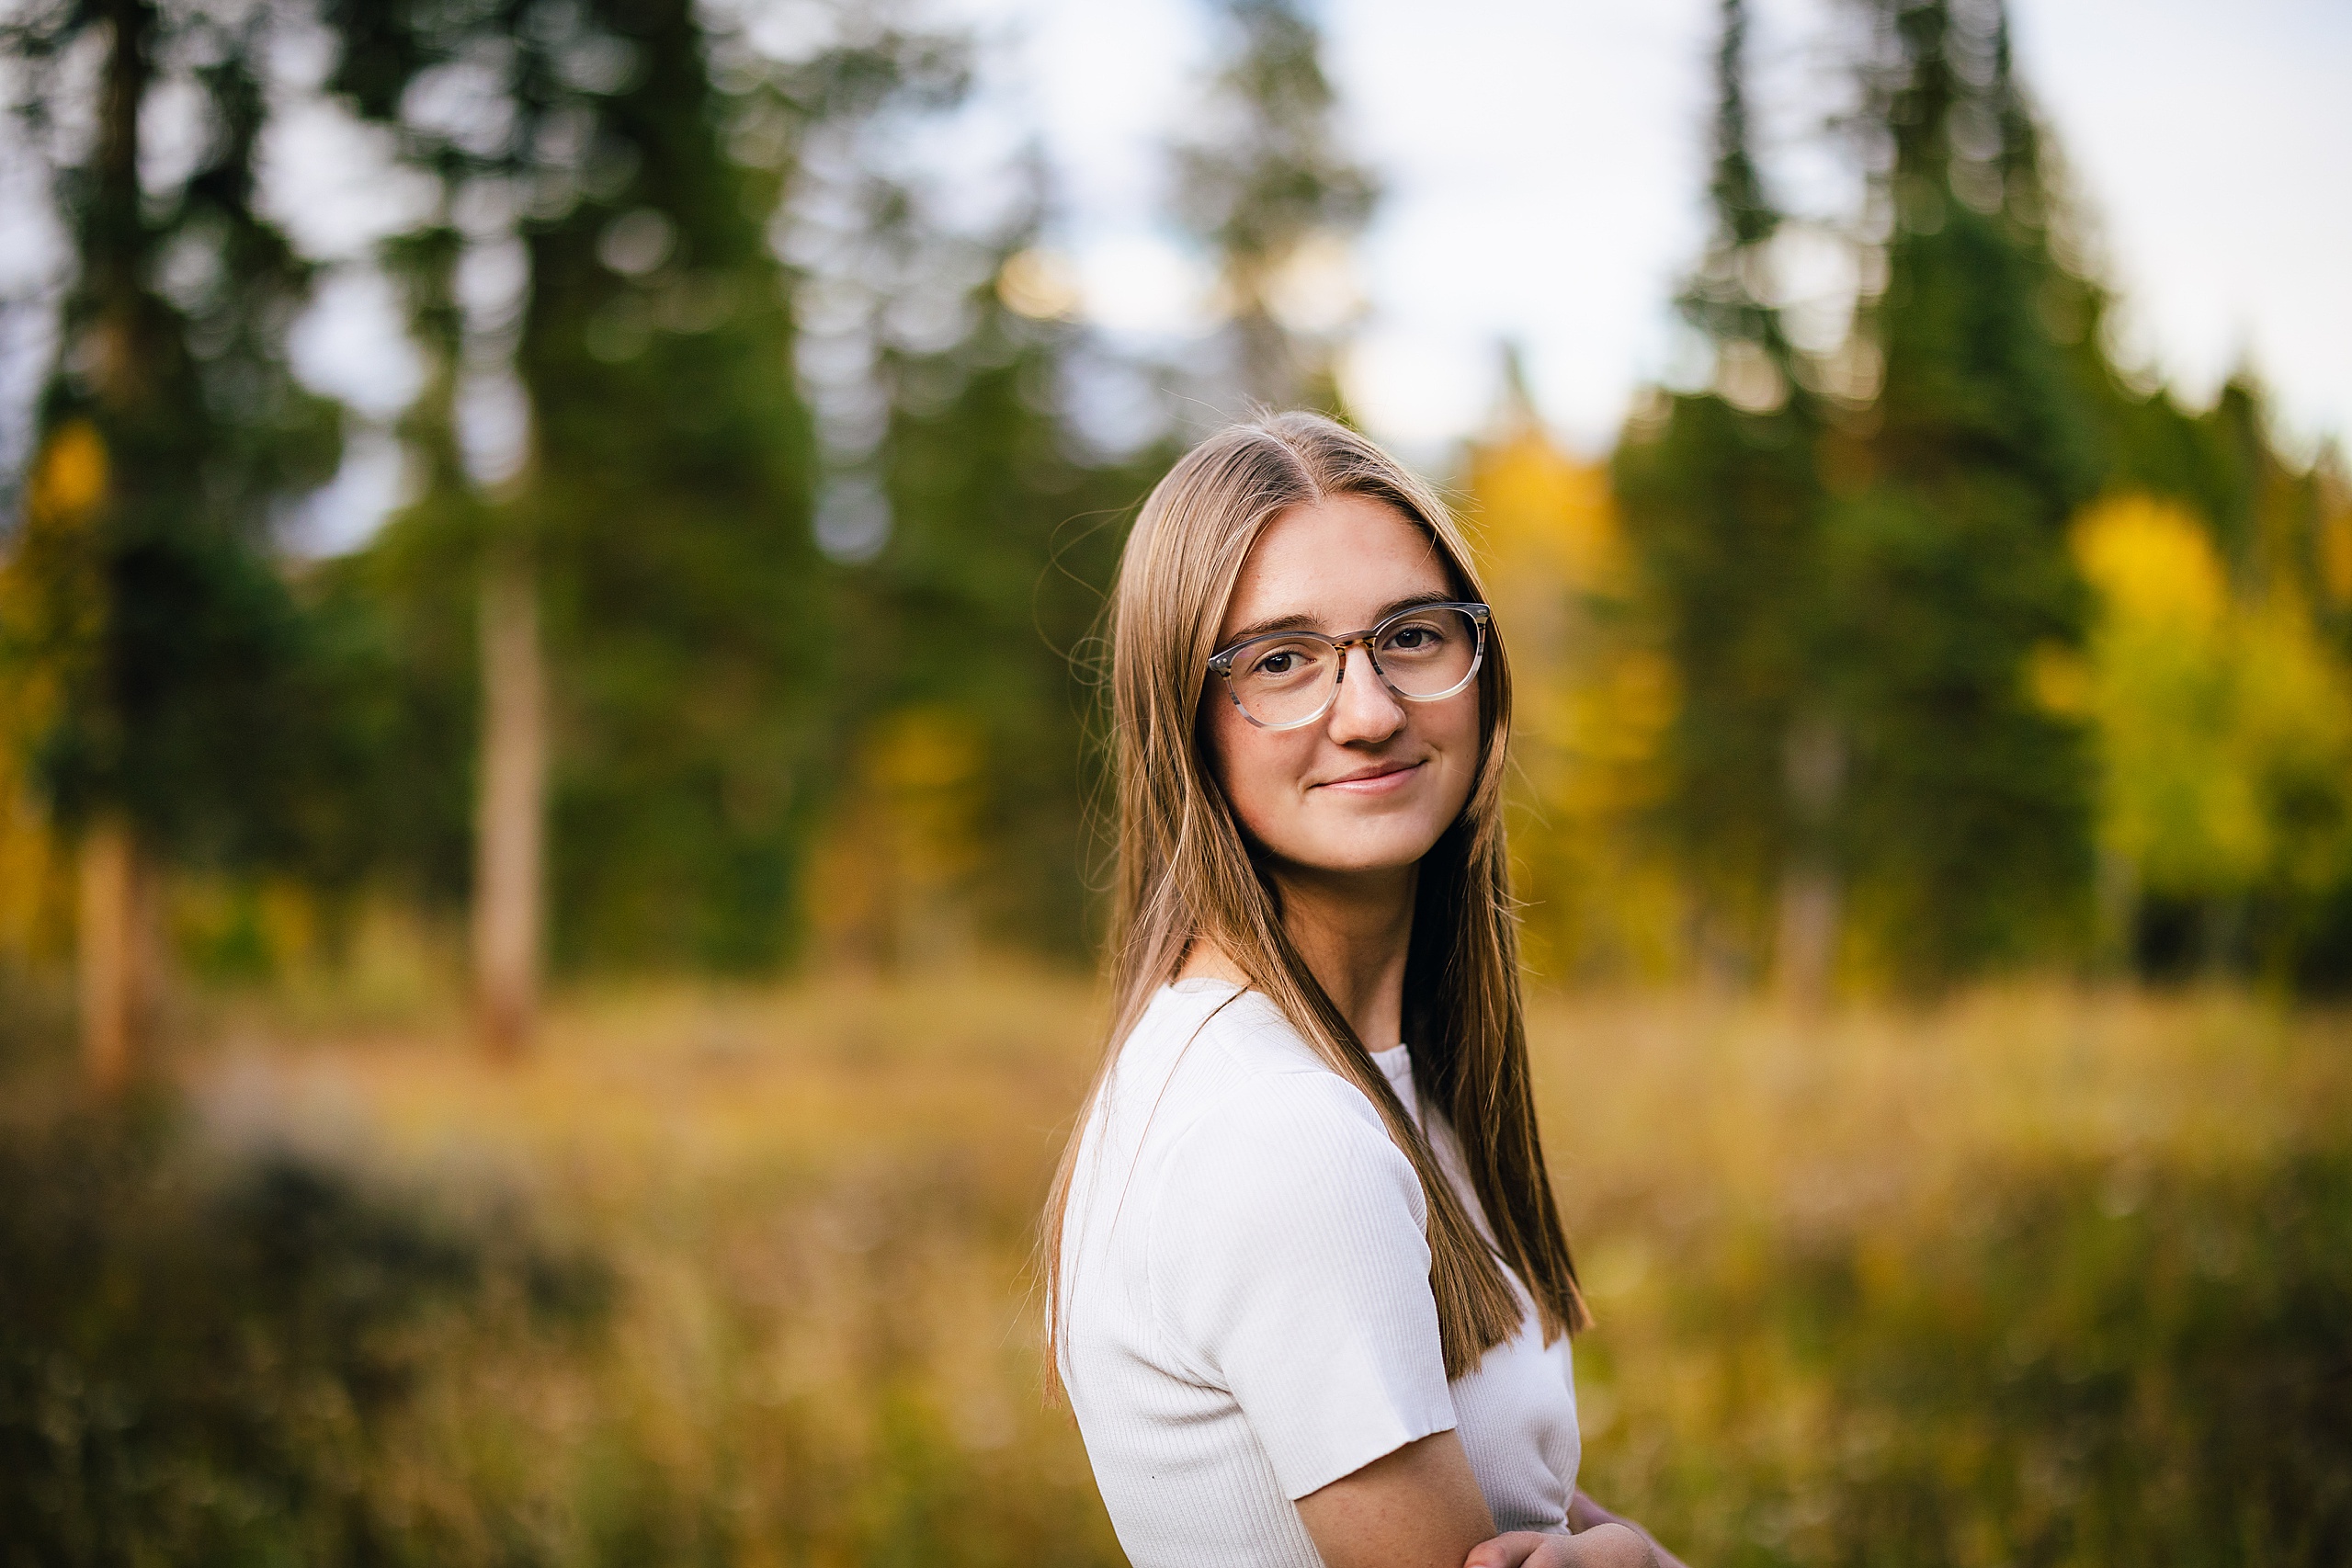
[1245,642,1324,681]
[1387,623,1441,651]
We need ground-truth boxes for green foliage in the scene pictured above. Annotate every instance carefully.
[1620,0,2256,985]
[296,539,483,912]
[1815,462,2092,974]
[1616,395,1823,949]
[7,0,2337,997]
[1812,0,2108,977]
[316,0,963,971]
[0,1106,609,1564]
[1176,0,1378,411]
[1801,6,2062,976]
[318,0,1155,971]
[1678,0,1791,356]
[1582,1150,2352,1567]
[2059,494,2352,983]
[1821,1153,2352,1565]
[856,267,1165,958]
[2,0,344,874]
[1615,0,1831,975]
[517,0,834,972]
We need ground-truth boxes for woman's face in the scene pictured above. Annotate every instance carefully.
[1204,493,1483,883]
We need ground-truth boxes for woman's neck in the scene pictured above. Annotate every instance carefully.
[1180,862,1417,1050]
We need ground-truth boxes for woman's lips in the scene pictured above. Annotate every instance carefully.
[1313,760,1424,796]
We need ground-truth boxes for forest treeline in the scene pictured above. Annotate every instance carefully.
[2,0,2346,1070]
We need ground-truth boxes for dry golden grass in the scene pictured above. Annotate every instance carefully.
[184,972,1119,1563]
[1520,987,2350,1564]
[164,975,2348,1565]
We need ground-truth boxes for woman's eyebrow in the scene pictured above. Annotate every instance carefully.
[1221,610,1324,643]
[1221,592,1454,646]
[1371,591,1454,621]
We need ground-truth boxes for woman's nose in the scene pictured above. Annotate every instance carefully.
[1326,645,1405,744]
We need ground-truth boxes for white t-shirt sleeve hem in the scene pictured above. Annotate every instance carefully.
[1147,1062,1460,1503]
[1277,1400,1460,1503]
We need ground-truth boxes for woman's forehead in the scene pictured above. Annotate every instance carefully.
[1221,494,1450,636]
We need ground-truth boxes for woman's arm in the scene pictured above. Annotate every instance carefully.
[1295,1434,1659,1568]
[1294,1430,1494,1568]
[1560,1491,1688,1568]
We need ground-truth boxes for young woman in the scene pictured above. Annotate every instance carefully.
[1044,414,1686,1568]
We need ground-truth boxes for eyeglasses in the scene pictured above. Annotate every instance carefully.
[1206,601,1491,731]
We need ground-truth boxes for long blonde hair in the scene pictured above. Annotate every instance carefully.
[1043,412,1589,1390]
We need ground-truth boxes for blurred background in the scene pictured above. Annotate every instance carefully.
[2,0,2348,1560]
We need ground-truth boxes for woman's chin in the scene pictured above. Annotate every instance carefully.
[1267,828,1449,883]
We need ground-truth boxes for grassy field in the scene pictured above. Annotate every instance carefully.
[4,974,2347,1565]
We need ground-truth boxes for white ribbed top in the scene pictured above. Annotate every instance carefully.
[1058,980,1580,1566]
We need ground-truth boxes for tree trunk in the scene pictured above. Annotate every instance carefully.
[77,0,159,1096]
[92,0,154,399]
[473,542,544,1058]
[1774,711,1846,1009]
[2094,846,2138,979]
[79,815,159,1096]
[1775,860,1841,1011]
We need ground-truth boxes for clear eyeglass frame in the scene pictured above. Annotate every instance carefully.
[1205,600,1492,732]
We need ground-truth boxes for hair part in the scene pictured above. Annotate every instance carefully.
[1041,411,1590,1398]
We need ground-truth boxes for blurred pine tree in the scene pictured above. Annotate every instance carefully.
[798,159,1168,971]
[317,0,966,994]
[1612,0,2352,992]
[513,0,841,981]
[1614,0,1838,994]
[851,292,1147,962]
[1817,0,2101,983]
[321,0,1151,981]
[1176,0,1378,415]
[2,0,344,1085]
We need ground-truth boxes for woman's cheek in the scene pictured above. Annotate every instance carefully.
[1207,713,1281,842]
[1443,699,1482,811]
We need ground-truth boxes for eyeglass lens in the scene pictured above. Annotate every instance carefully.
[1225,607,1480,727]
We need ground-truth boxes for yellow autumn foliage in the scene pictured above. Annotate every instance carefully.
[0,420,116,969]
[2312,482,2352,608]
[30,419,109,520]
[1466,418,1680,983]
[804,705,989,973]
[2060,494,2352,904]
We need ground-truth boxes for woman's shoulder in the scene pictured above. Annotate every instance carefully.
[1112,982,1411,1196]
[1119,981,1367,1111]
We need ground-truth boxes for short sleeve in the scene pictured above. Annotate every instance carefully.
[1149,1069,1459,1500]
